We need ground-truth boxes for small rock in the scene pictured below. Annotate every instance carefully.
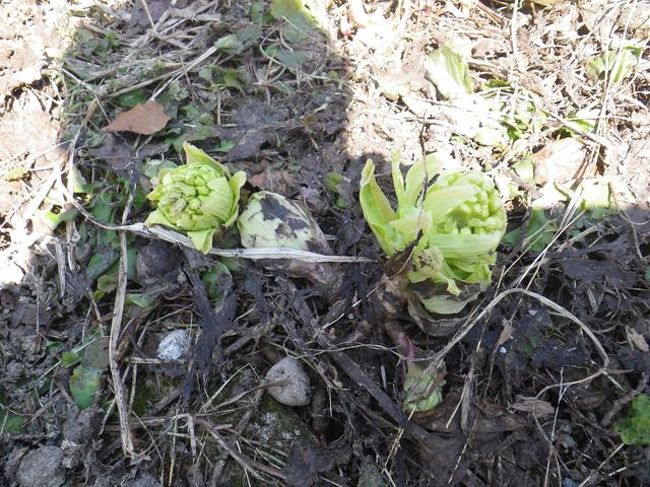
[17,445,65,487]
[157,329,190,360]
[265,357,311,406]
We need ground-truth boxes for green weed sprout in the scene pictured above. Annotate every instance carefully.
[145,142,246,253]
[614,394,650,446]
[359,154,506,315]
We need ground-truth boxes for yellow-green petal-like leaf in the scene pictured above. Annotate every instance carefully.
[403,153,444,207]
[183,141,227,175]
[187,228,217,254]
[425,45,473,100]
[426,232,502,259]
[359,159,399,255]
[144,208,175,228]
[225,171,247,227]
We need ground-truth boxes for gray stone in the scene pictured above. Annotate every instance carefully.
[265,357,311,406]
[156,329,190,360]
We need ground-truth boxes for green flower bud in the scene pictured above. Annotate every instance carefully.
[145,142,246,253]
[359,154,507,317]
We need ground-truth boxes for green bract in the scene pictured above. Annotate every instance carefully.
[237,191,329,252]
[403,360,445,413]
[360,154,506,315]
[145,142,246,253]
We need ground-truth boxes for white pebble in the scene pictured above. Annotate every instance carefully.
[157,329,190,360]
[265,357,311,406]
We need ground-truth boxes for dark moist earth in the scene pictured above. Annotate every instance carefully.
[1,1,649,486]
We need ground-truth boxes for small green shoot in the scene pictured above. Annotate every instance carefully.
[69,365,102,410]
[425,45,473,99]
[587,46,643,83]
[614,394,650,446]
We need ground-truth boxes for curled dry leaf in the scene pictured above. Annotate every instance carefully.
[105,101,171,135]
[626,327,649,353]
[532,137,587,185]
[511,397,555,419]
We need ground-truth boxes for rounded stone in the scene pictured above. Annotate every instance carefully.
[265,357,311,406]
[157,329,190,360]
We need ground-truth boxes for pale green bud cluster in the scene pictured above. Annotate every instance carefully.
[359,154,507,315]
[145,142,246,253]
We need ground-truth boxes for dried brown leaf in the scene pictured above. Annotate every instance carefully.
[511,397,555,419]
[626,327,649,353]
[105,101,170,135]
[249,168,296,194]
[532,138,587,185]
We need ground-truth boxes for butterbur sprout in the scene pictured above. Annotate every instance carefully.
[145,142,246,253]
[359,153,506,316]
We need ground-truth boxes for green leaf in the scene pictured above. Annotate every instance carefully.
[503,208,556,253]
[221,69,244,92]
[87,250,119,282]
[202,261,233,304]
[0,411,24,434]
[250,1,265,23]
[526,208,557,252]
[425,45,473,99]
[117,88,148,108]
[359,159,399,255]
[403,361,445,413]
[564,109,598,134]
[214,26,261,55]
[614,394,650,445]
[69,366,102,410]
[214,140,236,153]
[125,293,157,309]
[586,47,642,83]
[270,0,322,43]
[214,34,245,53]
[90,192,113,223]
[324,171,350,209]
[40,207,79,231]
[80,335,110,370]
[96,273,118,295]
[187,228,217,254]
[61,351,80,367]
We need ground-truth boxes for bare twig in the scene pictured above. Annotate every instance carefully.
[56,181,370,264]
[108,191,137,458]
